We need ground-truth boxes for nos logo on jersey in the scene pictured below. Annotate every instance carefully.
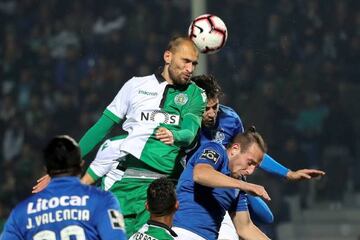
[140,110,180,125]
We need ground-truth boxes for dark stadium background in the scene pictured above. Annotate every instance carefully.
[0,0,359,239]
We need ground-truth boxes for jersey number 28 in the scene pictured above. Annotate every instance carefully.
[33,225,85,240]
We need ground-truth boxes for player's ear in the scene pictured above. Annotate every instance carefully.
[80,160,85,168]
[164,50,172,65]
[230,143,240,156]
[175,200,179,211]
[145,201,150,211]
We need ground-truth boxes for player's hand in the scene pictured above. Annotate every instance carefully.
[286,169,326,181]
[32,174,51,193]
[155,127,174,145]
[241,182,271,201]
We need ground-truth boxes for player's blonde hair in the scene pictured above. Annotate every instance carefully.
[165,36,198,54]
[230,126,267,154]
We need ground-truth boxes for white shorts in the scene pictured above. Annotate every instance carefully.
[173,227,206,240]
[89,138,126,190]
[218,212,238,240]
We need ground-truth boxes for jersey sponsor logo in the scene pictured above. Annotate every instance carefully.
[108,209,125,230]
[27,195,89,214]
[131,232,157,240]
[200,149,220,164]
[101,141,109,151]
[174,93,188,106]
[140,110,180,125]
[138,90,158,96]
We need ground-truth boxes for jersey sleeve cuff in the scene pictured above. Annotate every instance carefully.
[103,109,121,123]
[86,167,101,182]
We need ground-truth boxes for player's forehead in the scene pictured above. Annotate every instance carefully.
[206,98,219,108]
[243,143,263,164]
[173,41,198,59]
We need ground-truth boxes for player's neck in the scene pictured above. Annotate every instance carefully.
[150,215,174,228]
[161,67,174,85]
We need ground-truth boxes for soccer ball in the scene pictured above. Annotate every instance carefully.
[188,14,228,54]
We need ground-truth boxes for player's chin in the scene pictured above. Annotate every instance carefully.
[203,120,215,128]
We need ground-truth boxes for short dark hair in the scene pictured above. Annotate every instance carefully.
[230,126,267,153]
[147,178,177,216]
[166,36,197,53]
[191,74,223,100]
[43,135,82,177]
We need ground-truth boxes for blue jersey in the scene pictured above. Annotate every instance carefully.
[1,177,126,240]
[194,104,288,177]
[174,142,248,240]
[200,104,244,146]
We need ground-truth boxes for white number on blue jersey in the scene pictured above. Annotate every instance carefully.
[33,225,85,240]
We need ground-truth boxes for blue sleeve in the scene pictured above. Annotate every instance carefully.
[230,193,248,212]
[194,143,225,170]
[1,210,23,240]
[259,154,289,178]
[235,114,244,134]
[247,195,274,224]
[94,192,127,240]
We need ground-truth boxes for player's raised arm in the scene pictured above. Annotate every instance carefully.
[260,154,326,180]
[79,113,117,157]
[193,154,270,201]
[286,168,325,180]
[231,210,270,240]
[191,136,271,201]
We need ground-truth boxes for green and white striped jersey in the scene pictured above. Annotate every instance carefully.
[104,72,206,176]
[129,220,178,240]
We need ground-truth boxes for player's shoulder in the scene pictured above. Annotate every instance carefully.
[11,193,39,214]
[127,74,157,86]
[187,81,207,103]
[82,184,114,199]
[199,141,226,155]
[219,104,240,119]
[188,81,205,93]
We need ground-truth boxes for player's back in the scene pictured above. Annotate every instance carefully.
[1,176,126,240]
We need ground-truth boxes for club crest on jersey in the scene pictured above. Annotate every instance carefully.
[214,131,225,144]
[140,110,180,125]
[200,149,220,164]
[174,93,188,106]
[108,209,125,230]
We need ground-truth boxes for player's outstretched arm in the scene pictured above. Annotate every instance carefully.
[79,113,117,157]
[193,163,271,201]
[231,211,270,240]
[247,195,274,224]
[259,154,289,177]
[156,88,206,147]
[260,154,326,181]
[286,169,326,181]
[81,172,96,185]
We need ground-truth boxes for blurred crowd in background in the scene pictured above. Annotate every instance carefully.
[0,0,359,236]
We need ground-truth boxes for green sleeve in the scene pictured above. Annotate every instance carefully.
[172,113,202,146]
[86,167,101,182]
[172,87,206,147]
[79,112,119,158]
